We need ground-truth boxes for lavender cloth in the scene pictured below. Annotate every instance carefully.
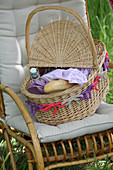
[42,68,91,86]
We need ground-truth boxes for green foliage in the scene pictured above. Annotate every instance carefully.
[0,135,28,170]
[0,152,10,170]
[87,0,113,51]
[87,0,113,104]
[84,155,113,170]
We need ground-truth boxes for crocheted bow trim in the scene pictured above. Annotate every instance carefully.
[40,101,66,115]
[91,75,101,91]
[80,84,95,100]
[103,51,110,72]
[62,95,83,109]
[25,101,43,116]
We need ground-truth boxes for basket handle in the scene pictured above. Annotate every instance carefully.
[26,5,98,68]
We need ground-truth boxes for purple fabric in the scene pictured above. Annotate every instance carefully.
[77,68,92,77]
[27,77,50,94]
[42,68,91,86]
[27,86,44,94]
[35,77,50,85]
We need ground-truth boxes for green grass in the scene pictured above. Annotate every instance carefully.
[87,0,113,104]
[0,0,113,169]
[0,135,28,170]
[0,152,10,170]
[88,0,113,53]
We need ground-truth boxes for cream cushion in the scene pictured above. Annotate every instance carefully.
[5,102,113,143]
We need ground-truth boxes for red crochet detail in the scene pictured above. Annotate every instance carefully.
[91,75,101,91]
[109,0,113,8]
[105,51,110,67]
[40,101,66,115]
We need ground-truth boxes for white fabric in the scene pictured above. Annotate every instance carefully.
[0,0,88,120]
[5,102,113,143]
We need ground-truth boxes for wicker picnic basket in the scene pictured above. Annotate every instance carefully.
[21,6,109,125]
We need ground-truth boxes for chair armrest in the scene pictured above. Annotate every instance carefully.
[0,84,35,133]
[0,84,43,162]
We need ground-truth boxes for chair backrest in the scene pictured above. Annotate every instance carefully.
[0,0,89,121]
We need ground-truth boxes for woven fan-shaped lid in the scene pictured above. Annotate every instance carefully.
[29,19,97,68]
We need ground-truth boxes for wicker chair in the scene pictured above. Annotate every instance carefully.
[0,0,113,169]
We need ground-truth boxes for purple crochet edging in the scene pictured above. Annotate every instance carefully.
[25,101,43,116]
[80,84,94,101]
[103,57,110,72]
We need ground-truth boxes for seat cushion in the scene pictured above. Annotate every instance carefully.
[5,102,113,143]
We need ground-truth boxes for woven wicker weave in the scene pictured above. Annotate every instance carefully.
[26,6,98,69]
[21,6,109,125]
[29,20,96,68]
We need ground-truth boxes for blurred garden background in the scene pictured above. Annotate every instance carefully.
[0,0,113,169]
[87,0,113,104]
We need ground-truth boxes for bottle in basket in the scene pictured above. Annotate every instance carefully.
[30,68,39,82]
